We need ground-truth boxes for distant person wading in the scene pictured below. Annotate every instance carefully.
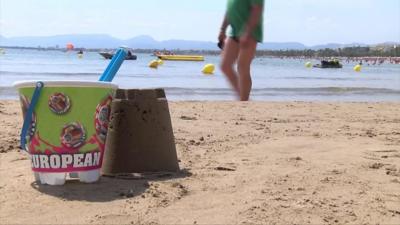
[219,0,264,101]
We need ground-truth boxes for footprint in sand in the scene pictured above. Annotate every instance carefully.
[363,149,400,160]
[385,165,400,177]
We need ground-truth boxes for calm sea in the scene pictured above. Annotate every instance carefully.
[1,48,399,101]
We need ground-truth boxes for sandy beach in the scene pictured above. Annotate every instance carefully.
[0,100,399,224]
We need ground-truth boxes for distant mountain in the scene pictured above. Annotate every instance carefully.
[372,42,399,47]
[161,39,217,50]
[259,42,306,50]
[0,34,220,50]
[0,34,306,50]
[124,35,159,49]
[0,34,121,48]
[123,36,218,50]
[311,43,368,50]
[0,34,397,50]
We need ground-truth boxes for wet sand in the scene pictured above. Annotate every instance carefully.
[0,100,399,224]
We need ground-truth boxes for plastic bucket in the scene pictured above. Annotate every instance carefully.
[14,81,118,184]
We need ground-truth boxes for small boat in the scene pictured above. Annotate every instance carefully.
[157,55,204,61]
[313,60,343,69]
[77,50,84,59]
[99,51,137,60]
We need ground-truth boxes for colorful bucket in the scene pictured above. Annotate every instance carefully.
[14,81,118,173]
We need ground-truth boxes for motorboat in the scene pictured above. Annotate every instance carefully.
[313,60,343,69]
[99,51,137,60]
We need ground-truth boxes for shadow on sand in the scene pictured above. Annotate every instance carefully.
[31,169,192,202]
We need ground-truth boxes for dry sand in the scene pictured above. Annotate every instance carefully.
[0,100,399,224]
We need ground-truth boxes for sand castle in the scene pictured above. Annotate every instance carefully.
[102,88,180,175]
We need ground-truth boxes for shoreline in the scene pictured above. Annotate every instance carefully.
[2,46,400,61]
[2,88,400,102]
[1,100,399,224]
[1,95,400,103]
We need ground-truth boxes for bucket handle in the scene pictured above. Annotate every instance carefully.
[20,81,44,152]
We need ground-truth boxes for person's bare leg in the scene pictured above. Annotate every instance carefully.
[237,39,257,101]
[220,38,240,98]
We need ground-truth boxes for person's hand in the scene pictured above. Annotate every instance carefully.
[218,30,226,49]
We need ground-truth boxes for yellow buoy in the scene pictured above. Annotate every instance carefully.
[305,62,312,68]
[157,59,164,65]
[149,60,159,69]
[202,64,215,75]
[354,64,362,72]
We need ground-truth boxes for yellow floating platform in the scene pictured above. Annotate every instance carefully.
[158,55,204,61]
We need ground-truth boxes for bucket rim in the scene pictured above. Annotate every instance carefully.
[13,80,118,89]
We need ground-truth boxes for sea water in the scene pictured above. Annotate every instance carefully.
[1,48,400,102]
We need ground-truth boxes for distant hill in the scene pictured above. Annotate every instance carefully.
[124,35,159,49]
[310,43,369,50]
[0,34,219,50]
[0,34,398,50]
[259,42,306,50]
[0,34,121,49]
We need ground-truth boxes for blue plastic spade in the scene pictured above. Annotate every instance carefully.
[99,48,128,82]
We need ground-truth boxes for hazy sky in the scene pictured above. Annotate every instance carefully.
[0,0,399,45]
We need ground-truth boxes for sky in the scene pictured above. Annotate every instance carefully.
[0,0,399,45]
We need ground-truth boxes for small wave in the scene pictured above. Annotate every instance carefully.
[280,76,389,81]
[0,86,18,99]
[165,87,400,96]
[0,71,99,76]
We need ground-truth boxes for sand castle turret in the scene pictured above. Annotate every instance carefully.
[102,89,179,175]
